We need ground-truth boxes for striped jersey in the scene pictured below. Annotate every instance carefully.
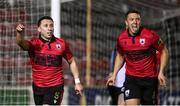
[27,35,73,87]
[116,27,164,77]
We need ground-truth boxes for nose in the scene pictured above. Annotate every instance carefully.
[133,19,137,24]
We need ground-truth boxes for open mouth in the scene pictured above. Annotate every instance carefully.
[131,25,139,31]
[47,32,53,36]
[132,27,138,31]
[132,24,138,28]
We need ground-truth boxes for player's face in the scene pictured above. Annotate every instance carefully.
[38,19,54,41]
[125,13,141,35]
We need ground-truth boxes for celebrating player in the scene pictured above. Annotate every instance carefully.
[107,10,169,105]
[16,16,83,105]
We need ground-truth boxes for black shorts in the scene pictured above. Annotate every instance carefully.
[124,75,158,105]
[108,85,125,105]
[32,83,64,105]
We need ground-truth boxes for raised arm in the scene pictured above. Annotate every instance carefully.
[16,24,30,50]
[68,57,83,96]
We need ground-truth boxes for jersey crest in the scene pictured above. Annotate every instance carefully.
[56,44,61,49]
[140,38,145,45]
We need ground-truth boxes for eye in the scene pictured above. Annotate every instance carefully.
[136,18,140,21]
[129,18,134,21]
[44,24,48,27]
[50,24,54,27]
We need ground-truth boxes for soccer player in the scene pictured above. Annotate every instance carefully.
[16,16,83,105]
[107,10,169,105]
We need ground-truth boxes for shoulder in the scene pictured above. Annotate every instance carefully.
[31,36,38,40]
[55,37,70,46]
[141,27,159,38]
[29,36,39,43]
[55,37,65,43]
[118,30,128,39]
[141,28,158,36]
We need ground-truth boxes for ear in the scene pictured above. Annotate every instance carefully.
[125,20,128,26]
[38,27,41,32]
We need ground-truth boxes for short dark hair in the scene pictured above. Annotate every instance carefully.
[37,16,53,26]
[125,10,141,19]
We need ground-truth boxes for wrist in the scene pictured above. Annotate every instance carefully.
[74,78,80,84]
[159,70,164,74]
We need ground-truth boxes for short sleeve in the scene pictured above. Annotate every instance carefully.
[116,37,123,54]
[27,37,37,51]
[63,41,73,61]
[151,30,165,52]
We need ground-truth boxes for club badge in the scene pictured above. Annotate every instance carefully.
[140,38,145,45]
[56,44,61,49]
[125,89,130,97]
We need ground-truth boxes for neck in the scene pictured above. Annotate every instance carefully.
[128,28,141,37]
[130,32,136,36]
[40,35,51,42]
[128,30,136,37]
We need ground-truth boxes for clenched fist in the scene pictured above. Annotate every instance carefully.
[16,24,25,33]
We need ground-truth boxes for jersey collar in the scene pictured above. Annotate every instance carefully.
[127,27,142,37]
[39,35,56,43]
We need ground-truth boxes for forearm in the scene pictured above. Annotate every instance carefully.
[16,32,29,50]
[112,52,124,77]
[70,58,80,79]
[69,58,83,95]
[16,24,30,50]
[159,47,169,74]
[16,31,23,44]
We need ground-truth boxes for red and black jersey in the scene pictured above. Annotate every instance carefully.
[116,27,164,77]
[27,35,73,87]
